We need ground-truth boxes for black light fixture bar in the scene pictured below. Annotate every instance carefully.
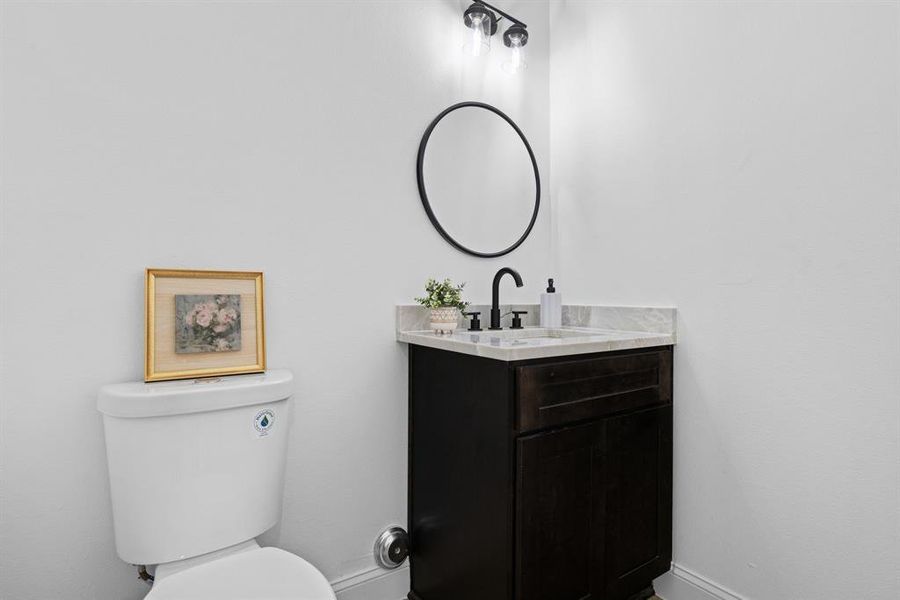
[473,0,527,29]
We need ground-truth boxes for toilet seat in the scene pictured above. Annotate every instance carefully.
[145,547,336,600]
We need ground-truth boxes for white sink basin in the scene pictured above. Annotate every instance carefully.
[447,327,620,349]
[479,328,609,341]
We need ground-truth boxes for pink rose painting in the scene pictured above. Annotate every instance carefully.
[175,294,242,353]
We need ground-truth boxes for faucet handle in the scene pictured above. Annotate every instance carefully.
[511,311,528,330]
[464,312,482,332]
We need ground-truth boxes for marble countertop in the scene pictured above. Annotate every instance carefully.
[396,305,676,362]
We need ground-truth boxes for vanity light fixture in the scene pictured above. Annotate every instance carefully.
[462,2,497,57]
[462,1,529,72]
[502,23,528,74]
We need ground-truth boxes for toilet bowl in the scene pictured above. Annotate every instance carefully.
[98,370,335,600]
[146,541,335,600]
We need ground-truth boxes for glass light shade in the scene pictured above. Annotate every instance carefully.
[463,12,491,57]
[502,34,526,74]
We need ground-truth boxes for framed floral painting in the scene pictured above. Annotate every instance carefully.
[145,269,266,382]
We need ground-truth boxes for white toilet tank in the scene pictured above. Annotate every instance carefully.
[98,370,294,566]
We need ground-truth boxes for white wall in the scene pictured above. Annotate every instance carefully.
[550,2,900,599]
[0,2,550,598]
[4,2,899,600]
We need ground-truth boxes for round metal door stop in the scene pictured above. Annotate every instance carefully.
[374,526,409,569]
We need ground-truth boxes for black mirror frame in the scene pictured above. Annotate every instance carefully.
[416,101,541,258]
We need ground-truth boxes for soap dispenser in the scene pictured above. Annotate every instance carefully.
[540,278,562,328]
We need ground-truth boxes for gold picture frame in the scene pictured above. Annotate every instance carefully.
[145,269,266,382]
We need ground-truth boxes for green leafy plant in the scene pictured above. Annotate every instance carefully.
[415,278,469,310]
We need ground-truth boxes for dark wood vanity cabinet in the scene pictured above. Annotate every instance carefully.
[408,345,673,600]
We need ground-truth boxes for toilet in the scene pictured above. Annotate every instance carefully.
[98,369,336,599]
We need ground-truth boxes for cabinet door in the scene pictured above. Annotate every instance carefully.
[515,406,673,600]
[600,405,673,599]
[515,422,604,600]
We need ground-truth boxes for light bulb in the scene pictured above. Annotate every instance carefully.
[502,30,527,74]
[470,16,486,57]
[462,4,493,57]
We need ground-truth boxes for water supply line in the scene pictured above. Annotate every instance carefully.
[137,565,154,585]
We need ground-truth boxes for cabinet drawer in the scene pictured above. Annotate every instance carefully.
[516,350,671,432]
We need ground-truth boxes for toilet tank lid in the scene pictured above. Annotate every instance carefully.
[97,369,293,418]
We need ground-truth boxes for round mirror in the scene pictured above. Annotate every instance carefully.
[417,102,540,258]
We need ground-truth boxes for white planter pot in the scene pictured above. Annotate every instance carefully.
[429,307,459,335]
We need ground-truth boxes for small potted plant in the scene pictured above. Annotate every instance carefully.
[415,278,469,335]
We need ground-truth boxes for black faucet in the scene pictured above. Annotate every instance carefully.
[489,267,524,330]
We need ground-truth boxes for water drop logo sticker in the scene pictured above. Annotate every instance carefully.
[254,410,275,436]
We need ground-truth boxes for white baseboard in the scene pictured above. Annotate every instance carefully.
[332,564,409,600]
[328,560,741,600]
[655,563,746,600]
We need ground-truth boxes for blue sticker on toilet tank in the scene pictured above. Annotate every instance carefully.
[254,410,275,436]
